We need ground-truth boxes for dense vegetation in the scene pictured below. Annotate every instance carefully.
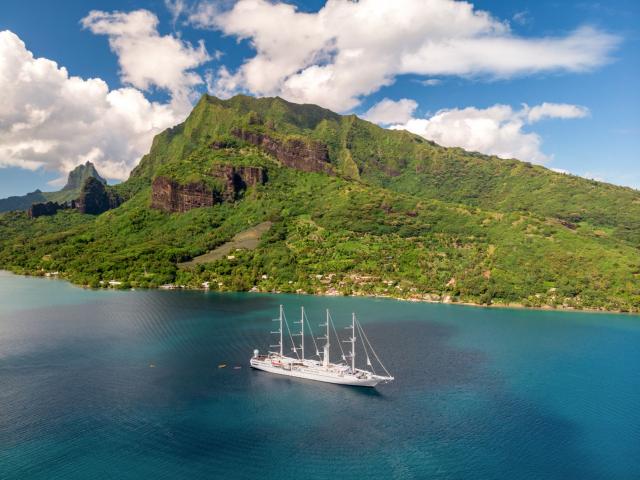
[1,95,639,312]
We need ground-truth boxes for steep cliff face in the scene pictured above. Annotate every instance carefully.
[151,177,216,213]
[151,165,266,213]
[76,177,121,215]
[232,129,332,175]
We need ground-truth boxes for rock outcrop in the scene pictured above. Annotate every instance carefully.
[28,199,78,218]
[151,165,266,213]
[232,129,332,175]
[211,165,267,201]
[76,177,121,215]
[28,201,64,218]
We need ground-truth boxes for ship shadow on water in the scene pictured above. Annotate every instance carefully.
[343,384,384,397]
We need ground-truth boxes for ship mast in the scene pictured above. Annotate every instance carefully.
[270,305,284,356]
[280,305,284,356]
[351,313,356,372]
[292,307,306,359]
[296,306,305,360]
[341,313,357,371]
[322,309,330,367]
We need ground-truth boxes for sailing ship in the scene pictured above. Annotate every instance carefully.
[250,306,394,387]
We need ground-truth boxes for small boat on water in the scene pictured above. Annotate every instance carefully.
[250,306,394,387]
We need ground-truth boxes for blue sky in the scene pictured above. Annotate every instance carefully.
[0,0,638,197]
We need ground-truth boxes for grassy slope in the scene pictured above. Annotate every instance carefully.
[0,94,639,312]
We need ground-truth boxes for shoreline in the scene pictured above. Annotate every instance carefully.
[2,269,638,317]
[318,290,639,316]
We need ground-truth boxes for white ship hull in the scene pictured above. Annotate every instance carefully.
[250,357,387,387]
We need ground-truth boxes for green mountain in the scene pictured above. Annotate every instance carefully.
[1,94,639,312]
[0,161,107,213]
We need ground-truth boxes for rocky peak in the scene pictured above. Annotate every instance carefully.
[63,161,106,192]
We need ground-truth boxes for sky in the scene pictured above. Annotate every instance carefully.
[0,0,638,197]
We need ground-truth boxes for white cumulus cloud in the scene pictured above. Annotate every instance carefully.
[81,9,210,114]
[526,102,589,123]
[362,98,417,125]
[0,30,182,181]
[390,102,589,164]
[192,0,619,112]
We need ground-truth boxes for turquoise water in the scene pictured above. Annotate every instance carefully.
[1,270,639,479]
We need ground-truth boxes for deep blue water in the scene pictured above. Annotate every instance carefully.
[1,270,639,480]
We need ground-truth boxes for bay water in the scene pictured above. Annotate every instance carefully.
[1,270,639,479]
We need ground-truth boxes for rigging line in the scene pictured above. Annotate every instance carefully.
[355,315,392,377]
[328,311,347,363]
[355,320,376,375]
[358,318,391,377]
[304,309,321,357]
[282,310,300,360]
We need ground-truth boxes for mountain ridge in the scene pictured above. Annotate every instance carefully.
[132,94,640,246]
